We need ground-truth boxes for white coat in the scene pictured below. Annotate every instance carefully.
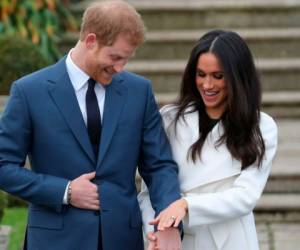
[138,105,278,250]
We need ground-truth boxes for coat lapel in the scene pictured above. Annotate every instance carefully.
[47,58,95,163]
[97,74,127,167]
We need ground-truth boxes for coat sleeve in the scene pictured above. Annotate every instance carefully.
[137,181,156,235]
[184,114,278,227]
[138,103,181,235]
[0,83,68,213]
[137,84,181,215]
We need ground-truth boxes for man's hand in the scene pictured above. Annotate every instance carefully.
[69,171,100,210]
[147,228,181,250]
[146,232,157,250]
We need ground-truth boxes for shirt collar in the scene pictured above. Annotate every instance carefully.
[66,49,89,92]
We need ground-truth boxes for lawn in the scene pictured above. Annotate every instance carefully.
[1,207,27,250]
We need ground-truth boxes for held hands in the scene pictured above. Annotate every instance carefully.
[149,198,188,231]
[69,171,100,210]
[146,199,187,250]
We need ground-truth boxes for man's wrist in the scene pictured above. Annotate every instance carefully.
[67,182,72,204]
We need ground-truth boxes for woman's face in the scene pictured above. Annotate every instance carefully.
[195,52,228,119]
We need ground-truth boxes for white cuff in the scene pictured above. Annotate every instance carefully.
[63,181,71,204]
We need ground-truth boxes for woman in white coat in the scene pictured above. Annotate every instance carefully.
[138,30,278,250]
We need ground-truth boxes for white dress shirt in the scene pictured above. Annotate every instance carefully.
[63,50,106,204]
[66,49,105,124]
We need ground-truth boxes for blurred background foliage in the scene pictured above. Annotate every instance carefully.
[0,35,49,95]
[0,191,7,223]
[0,0,78,62]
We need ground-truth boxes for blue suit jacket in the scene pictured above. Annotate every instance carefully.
[0,57,181,250]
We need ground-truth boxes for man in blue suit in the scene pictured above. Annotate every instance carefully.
[0,1,182,249]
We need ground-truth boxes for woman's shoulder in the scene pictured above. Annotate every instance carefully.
[259,112,278,141]
[160,104,177,117]
[160,103,196,117]
[260,112,277,130]
[159,104,179,130]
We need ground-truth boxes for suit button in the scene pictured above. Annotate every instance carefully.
[94,211,100,216]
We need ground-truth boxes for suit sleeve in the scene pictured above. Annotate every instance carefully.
[138,104,179,235]
[184,115,278,227]
[137,181,156,235]
[137,83,181,215]
[0,83,68,212]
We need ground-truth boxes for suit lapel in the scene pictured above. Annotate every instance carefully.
[47,58,95,163]
[97,74,127,167]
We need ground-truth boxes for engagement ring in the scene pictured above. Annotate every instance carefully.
[170,215,176,221]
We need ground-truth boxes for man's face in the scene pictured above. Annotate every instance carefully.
[85,34,136,85]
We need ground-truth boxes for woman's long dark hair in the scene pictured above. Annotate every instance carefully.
[174,30,265,169]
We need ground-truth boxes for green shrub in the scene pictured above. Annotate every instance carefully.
[0,35,49,95]
[6,194,27,208]
[0,191,7,223]
[0,0,78,62]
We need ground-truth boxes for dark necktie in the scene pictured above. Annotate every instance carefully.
[86,78,101,158]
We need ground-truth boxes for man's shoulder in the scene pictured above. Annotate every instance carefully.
[15,57,65,88]
[118,70,151,86]
[17,65,52,83]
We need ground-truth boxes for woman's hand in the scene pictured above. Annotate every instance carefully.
[149,198,188,231]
